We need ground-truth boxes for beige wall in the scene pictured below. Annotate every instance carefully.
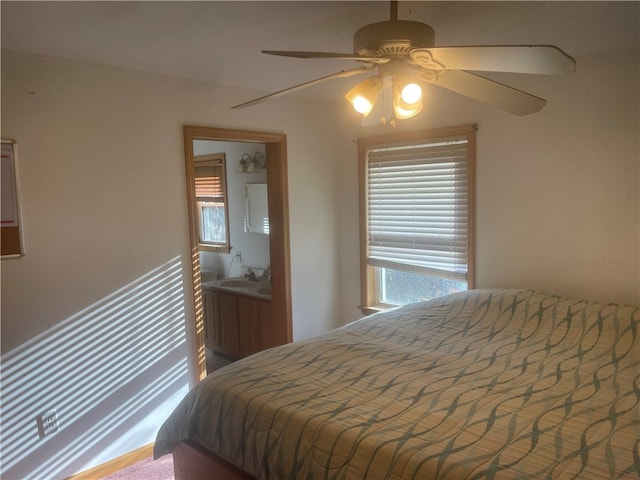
[475,51,639,305]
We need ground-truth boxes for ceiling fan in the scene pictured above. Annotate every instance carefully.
[232,1,576,121]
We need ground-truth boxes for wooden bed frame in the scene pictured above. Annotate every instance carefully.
[172,441,255,480]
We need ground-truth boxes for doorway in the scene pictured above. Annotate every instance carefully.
[183,125,292,380]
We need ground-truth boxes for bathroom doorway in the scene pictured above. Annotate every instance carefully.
[183,125,292,380]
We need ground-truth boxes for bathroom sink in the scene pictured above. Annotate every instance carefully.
[219,279,257,288]
[254,285,272,295]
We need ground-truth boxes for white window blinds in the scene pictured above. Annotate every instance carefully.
[366,134,469,281]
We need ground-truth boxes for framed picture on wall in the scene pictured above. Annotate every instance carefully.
[2,139,25,257]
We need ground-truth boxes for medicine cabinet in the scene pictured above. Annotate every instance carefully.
[244,183,269,234]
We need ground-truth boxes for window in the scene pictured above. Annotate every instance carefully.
[358,125,476,311]
[194,153,230,252]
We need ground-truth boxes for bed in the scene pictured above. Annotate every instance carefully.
[154,289,639,479]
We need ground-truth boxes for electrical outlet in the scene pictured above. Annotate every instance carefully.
[36,411,59,438]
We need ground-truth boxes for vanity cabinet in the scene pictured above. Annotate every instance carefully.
[203,287,271,359]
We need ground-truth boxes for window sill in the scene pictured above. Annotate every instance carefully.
[359,305,388,316]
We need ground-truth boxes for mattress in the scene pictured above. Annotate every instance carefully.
[154,289,639,479]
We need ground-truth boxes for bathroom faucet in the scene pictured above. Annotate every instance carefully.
[244,269,258,281]
[260,265,271,282]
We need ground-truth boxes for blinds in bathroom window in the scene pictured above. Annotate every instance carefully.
[195,164,224,198]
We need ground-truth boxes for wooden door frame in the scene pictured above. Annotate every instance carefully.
[183,125,292,381]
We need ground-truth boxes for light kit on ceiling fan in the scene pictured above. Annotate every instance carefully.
[344,63,425,121]
[232,0,576,122]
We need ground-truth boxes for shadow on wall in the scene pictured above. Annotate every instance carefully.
[0,257,190,479]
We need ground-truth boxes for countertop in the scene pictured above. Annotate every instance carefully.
[202,277,272,300]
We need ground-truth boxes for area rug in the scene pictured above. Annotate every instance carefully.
[101,455,173,480]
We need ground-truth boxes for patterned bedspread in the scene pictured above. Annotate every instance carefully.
[154,289,639,479]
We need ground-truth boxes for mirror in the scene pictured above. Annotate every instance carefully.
[245,183,269,234]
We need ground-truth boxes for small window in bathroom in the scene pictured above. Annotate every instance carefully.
[194,153,230,253]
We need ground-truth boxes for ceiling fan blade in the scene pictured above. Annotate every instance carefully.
[232,65,375,109]
[424,70,547,115]
[263,50,390,64]
[412,45,576,75]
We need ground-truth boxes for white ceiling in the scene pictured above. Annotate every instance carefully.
[2,1,638,102]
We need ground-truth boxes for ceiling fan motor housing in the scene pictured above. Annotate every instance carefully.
[353,20,436,57]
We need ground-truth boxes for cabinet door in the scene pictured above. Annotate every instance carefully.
[219,292,240,358]
[238,296,259,358]
[257,300,276,349]
[202,288,221,349]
